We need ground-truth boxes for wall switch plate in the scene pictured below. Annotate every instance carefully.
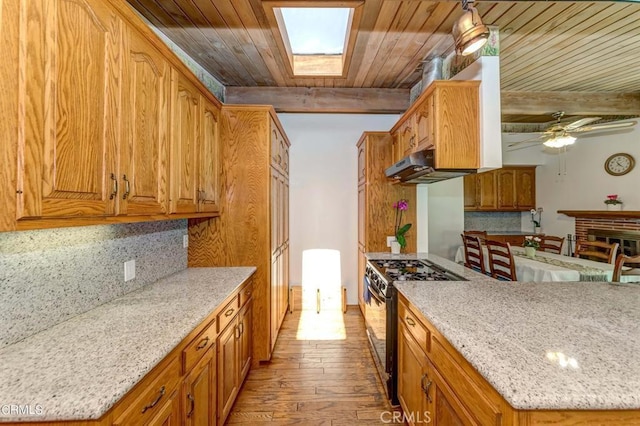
[387,236,396,247]
[124,260,136,282]
[183,235,189,248]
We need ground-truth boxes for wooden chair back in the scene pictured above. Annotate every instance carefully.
[461,234,486,274]
[574,240,619,264]
[486,240,517,281]
[612,254,640,282]
[463,230,487,243]
[539,235,565,255]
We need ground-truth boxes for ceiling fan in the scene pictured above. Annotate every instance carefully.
[507,112,637,150]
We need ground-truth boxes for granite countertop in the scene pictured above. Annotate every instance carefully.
[0,267,256,422]
[366,252,640,410]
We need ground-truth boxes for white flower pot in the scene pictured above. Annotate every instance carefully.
[524,246,536,258]
[607,204,622,211]
[390,241,401,254]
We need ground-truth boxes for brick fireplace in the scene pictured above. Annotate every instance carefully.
[573,216,640,256]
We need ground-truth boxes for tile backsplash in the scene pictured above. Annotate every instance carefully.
[464,212,522,232]
[0,220,187,349]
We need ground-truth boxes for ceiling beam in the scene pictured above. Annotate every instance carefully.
[225,87,410,114]
[501,91,640,116]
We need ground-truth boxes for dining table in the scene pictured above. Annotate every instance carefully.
[454,245,640,283]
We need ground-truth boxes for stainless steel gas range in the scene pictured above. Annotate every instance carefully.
[364,258,466,405]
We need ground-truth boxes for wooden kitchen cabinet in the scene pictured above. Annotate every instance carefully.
[188,106,289,364]
[183,346,216,426]
[391,81,480,169]
[4,0,223,232]
[465,166,536,211]
[356,132,416,313]
[397,320,432,426]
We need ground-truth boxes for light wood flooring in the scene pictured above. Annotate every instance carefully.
[227,306,399,425]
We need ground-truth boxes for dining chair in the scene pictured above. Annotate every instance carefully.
[461,234,486,274]
[612,254,640,282]
[463,230,488,243]
[539,235,565,254]
[486,240,517,281]
[574,240,619,264]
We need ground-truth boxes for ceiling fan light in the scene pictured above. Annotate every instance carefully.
[452,5,489,56]
[543,135,576,149]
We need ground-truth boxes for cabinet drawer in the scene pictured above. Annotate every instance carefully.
[113,356,181,426]
[239,281,253,308]
[398,299,430,353]
[218,296,239,333]
[183,318,217,374]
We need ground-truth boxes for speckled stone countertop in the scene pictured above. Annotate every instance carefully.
[0,267,255,422]
[367,252,640,410]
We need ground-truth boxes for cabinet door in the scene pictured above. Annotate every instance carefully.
[217,321,238,425]
[358,245,365,314]
[398,321,432,426]
[238,302,253,383]
[415,94,435,151]
[198,98,220,213]
[184,347,215,426]
[431,366,477,426]
[121,28,169,216]
[18,0,121,219]
[148,389,181,426]
[270,252,280,351]
[169,70,200,214]
[515,168,536,210]
[357,144,366,185]
[463,175,478,210]
[496,169,516,210]
[270,172,280,255]
[477,172,497,210]
[358,185,366,246]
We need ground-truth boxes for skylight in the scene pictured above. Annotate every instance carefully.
[274,6,355,76]
[280,8,350,55]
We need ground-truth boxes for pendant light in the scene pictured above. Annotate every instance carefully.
[452,0,489,56]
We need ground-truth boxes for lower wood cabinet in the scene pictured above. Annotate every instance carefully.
[183,346,216,426]
[147,389,181,426]
[397,321,432,426]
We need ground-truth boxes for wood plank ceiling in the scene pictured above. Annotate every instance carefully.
[128,0,640,117]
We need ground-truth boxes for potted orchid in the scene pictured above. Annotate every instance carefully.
[391,199,412,253]
[604,194,623,211]
[522,236,541,258]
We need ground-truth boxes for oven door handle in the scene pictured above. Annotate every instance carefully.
[367,285,385,305]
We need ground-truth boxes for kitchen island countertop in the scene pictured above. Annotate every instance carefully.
[0,267,255,422]
[367,252,640,411]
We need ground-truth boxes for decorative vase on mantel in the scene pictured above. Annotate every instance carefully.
[607,203,623,211]
[524,246,536,258]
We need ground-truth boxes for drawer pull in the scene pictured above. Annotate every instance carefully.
[186,393,195,418]
[406,317,416,327]
[225,308,235,317]
[141,385,165,413]
[421,374,433,402]
[245,289,251,296]
[196,337,209,350]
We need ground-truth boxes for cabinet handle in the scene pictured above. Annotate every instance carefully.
[122,175,130,200]
[235,325,240,340]
[239,322,244,335]
[141,385,165,413]
[109,173,118,200]
[196,336,209,350]
[186,393,195,418]
[421,374,433,403]
[406,316,416,327]
[409,135,416,148]
[225,308,235,317]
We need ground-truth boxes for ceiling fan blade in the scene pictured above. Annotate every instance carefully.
[507,136,545,148]
[507,143,545,152]
[570,120,637,133]
[563,117,602,130]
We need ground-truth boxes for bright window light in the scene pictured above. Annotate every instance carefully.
[280,8,350,55]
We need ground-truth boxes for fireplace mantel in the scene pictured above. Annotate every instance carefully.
[558,210,640,219]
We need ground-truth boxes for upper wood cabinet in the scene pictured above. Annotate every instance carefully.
[464,166,536,211]
[391,81,480,169]
[3,0,223,232]
[121,27,170,216]
[17,0,122,220]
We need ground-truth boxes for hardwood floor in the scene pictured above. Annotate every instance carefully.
[227,306,399,425]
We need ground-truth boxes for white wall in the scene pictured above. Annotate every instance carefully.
[278,114,400,305]
[504,122,640,240]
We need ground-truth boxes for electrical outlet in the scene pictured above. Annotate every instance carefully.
[124,260,136,282]
[183,235,189,248]
[387,236,396,247]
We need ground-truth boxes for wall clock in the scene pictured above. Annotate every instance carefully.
[604,153,635,176]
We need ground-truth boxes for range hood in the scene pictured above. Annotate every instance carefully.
[385,149,476,184]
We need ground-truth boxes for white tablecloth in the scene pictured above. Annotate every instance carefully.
[454,246,640,283]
